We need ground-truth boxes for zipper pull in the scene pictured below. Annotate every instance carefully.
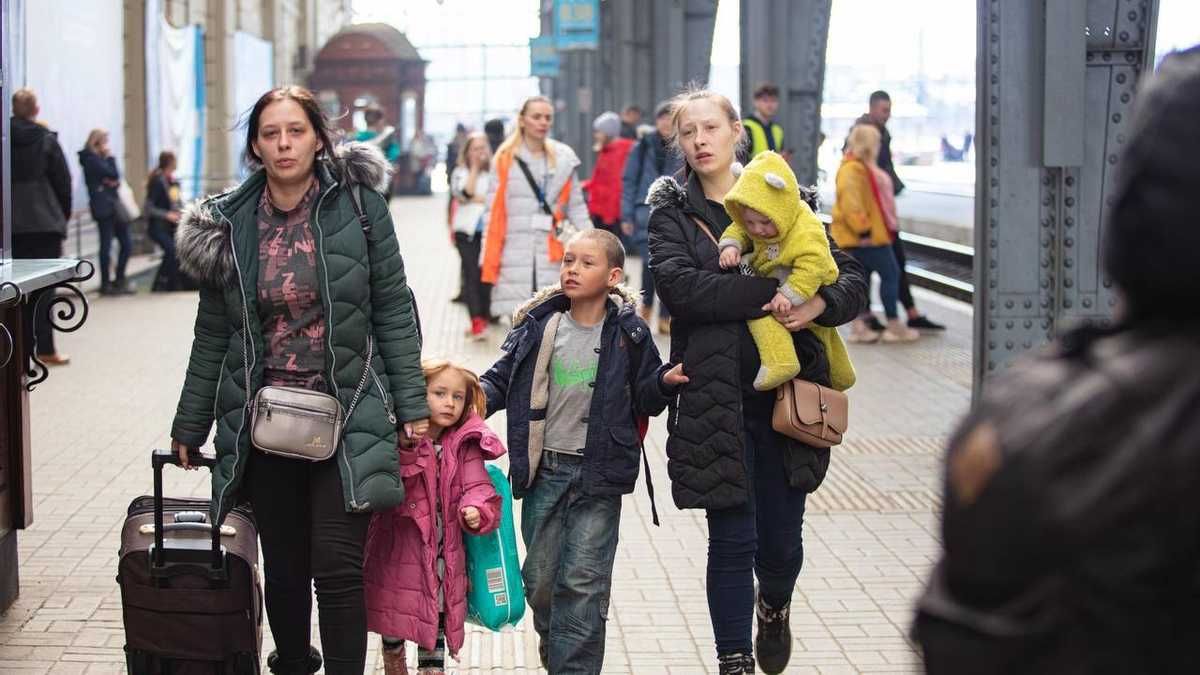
[265,403,272,421]
[387,410,397,425]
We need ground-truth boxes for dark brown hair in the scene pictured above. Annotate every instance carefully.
[753,82,780,99]
[242,86,336,169]
[147,150,177,190]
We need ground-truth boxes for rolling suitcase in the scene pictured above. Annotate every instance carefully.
[464,464,525,631]
[118,449,262,674]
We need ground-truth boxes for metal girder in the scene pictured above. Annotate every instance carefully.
[540,0,715,175]
[974,0,1159,397]
[739,0,831,186]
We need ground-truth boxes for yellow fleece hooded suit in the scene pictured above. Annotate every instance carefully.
[719,151,856,392]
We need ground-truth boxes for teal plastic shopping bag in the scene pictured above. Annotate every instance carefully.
[464,464,525,630]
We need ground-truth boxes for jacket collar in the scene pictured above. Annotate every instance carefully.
[511,283,646,341]
[176,141,392,288]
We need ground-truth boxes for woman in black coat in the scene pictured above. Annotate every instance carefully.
[647,88,867,675]
[79,128,133,295]
[144,150,183,291]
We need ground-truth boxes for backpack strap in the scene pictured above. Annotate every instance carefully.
[625,329,661,527]
[348,184,372,234]
[349,184,423,346]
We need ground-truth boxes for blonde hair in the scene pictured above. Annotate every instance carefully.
[455,131,491,172]
[84,129,109,154]
[496,96,557,168]
[666,84,748,166]
[421,358,486,426]
[846,124,881,165]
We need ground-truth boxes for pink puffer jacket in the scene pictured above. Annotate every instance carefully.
[364,413,505,656]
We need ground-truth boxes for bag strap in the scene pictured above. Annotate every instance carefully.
[689,214,721,248]
[514,157,555,216]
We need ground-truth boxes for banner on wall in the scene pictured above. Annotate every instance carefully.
[231,32,275,182]
[145,2,205,199]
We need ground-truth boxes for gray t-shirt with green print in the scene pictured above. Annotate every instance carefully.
[544,311,603,455]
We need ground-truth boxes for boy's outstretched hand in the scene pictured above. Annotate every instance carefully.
[461,506,481,530]
[719,247,741,269]
[663,363,690,387]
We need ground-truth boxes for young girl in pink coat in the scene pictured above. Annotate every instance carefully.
[365,359,506,675]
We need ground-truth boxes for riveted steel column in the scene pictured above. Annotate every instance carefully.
[974,0,1159,397]
[650,0,716,107]
[739,0,831,185]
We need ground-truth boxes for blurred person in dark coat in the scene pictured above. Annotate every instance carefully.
[10,88,72,365]
[914,46,1200,675]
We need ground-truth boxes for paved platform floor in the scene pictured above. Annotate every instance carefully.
[0,194,972,673]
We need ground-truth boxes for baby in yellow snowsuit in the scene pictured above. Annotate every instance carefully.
[718,151,855,392]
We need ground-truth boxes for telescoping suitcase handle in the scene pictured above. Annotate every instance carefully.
[151,448,226,579]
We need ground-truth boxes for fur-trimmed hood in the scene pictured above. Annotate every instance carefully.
[511,283,641,327]
[176,141,392,288]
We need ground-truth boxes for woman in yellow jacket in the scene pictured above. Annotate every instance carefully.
[831,125,919,343]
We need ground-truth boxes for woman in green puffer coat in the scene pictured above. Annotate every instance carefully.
[169,86,428,675]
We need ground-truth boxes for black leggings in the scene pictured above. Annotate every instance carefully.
[892,237,915,312]
[453,232,488,320]
[246,451,369,674]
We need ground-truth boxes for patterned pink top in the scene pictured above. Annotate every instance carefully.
[257,180,326,390]
[870,164,900,235]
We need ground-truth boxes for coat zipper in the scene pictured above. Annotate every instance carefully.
[310,180,365,509]
[212,353,228,421]
[213,203,255,526]
[369,366,397,424]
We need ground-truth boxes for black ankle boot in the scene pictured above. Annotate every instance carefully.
[754,593,793,674]
[266,646,322,674]
[718,651,755,674]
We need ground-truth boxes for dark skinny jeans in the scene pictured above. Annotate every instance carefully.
[96,214,131,286]
[706,412,808,656]
[246,450,369,674]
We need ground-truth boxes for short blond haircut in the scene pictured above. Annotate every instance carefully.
[846,124,881,165]
[11,88,37,120]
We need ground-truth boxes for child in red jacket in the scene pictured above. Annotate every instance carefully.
[364,359,506,675]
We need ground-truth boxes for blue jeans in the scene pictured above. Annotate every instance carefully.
[706,413,808,656]
[521,451,622,675]
[849,245,901,319]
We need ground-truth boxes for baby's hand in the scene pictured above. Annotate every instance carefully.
[769,292,793,315]
[461,506,481,530]
[719,247,741,269]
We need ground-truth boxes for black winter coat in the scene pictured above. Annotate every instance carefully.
[915,324,1200,674]
[481,285,674,499]
[11,117,71,236]
[78,148,120,221]
[646,172,867,510]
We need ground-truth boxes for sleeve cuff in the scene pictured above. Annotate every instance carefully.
[778,285,808,306]
[718,238,742,253]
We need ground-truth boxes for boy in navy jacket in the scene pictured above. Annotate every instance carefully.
[482,229,686,674]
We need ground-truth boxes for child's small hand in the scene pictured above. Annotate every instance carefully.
[719,247,741,269]
[663,363,690,387]
[767,292,793,315]
[461,506,481,530]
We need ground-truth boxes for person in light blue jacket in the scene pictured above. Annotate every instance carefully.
[621,101,683,332]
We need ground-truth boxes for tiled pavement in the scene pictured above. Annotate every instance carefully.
[0,194,972,673]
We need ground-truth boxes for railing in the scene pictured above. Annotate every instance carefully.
[816,213,975,303]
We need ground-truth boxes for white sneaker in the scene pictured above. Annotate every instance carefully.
[881,319,920,343]
[847,318,881,344]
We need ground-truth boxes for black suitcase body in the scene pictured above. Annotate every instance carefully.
[118,449,262,674]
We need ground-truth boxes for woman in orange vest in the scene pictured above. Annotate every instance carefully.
[481,96,591,317]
